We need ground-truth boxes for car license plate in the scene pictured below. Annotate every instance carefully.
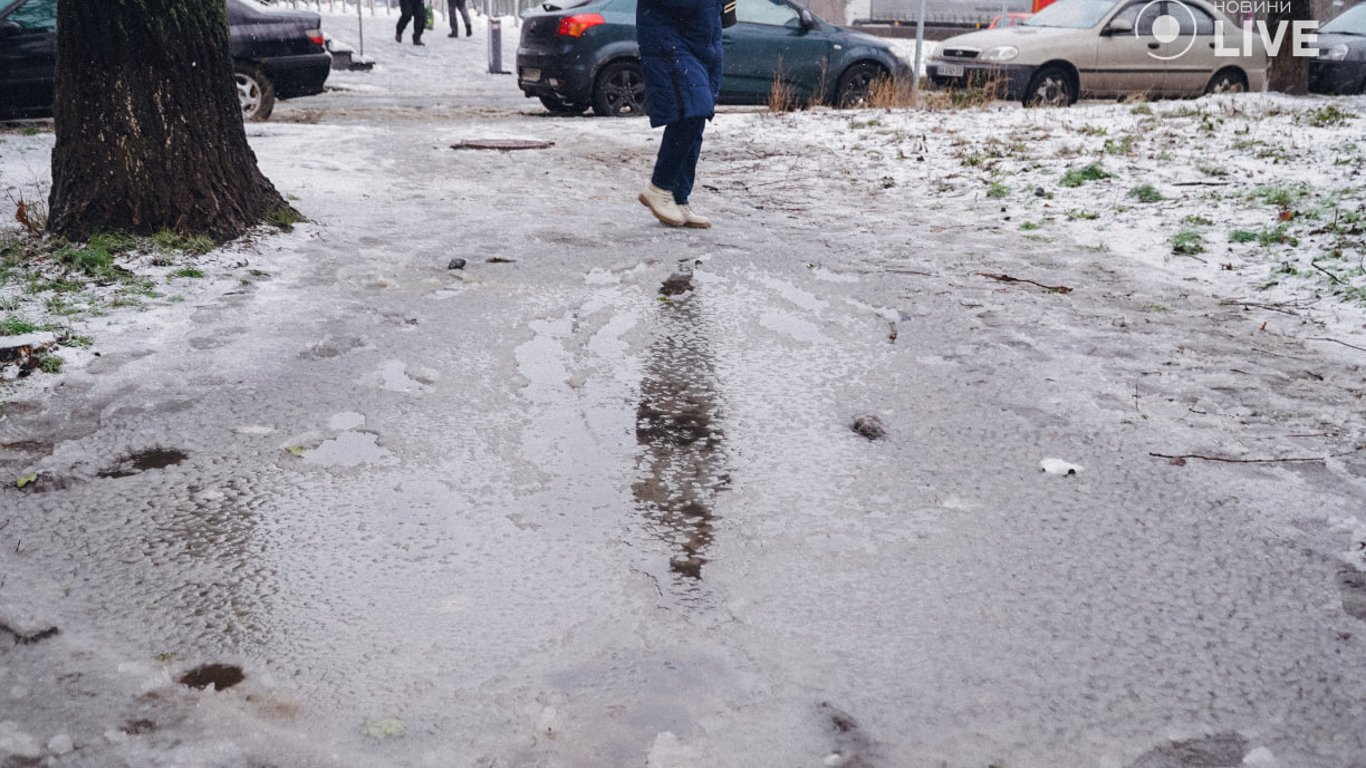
[939,63,965,77]
[522,68,541,82]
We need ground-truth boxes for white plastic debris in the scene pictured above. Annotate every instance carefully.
[47,733,75,756]
[647,731,698,768]
[1041,458,1084,476]
[0,721,42,760]
[1243,746,1278,766]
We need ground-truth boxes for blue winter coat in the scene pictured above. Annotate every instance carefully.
[635,0,724,127]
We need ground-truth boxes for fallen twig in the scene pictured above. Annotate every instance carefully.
[1310,261,1342,284]
[1309,336,1366,353]
[1150,446,1363,465]
[1171,180,1235,187]
[1218,299,1302,316]
[975,272,1073,294]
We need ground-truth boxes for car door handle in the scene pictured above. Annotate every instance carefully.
[1148,42,1160,49]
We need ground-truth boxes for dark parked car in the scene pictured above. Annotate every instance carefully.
[1310,3,1366,95]
[516,0,910,116]
[0,0,331,121]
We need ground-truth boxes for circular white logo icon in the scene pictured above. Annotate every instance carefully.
[1137,0,1199,60]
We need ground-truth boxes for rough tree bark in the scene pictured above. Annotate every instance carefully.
[1265,0,1313,94]
[47,0,293,241]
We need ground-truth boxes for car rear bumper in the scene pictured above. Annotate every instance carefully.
[1308,60,1366,96]
[257,52,332,99]
[927,62,1035,100]
[516,48,595,106]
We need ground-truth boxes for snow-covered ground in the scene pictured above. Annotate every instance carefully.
[2,11,1366,768]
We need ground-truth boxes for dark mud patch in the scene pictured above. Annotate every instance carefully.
[98,448,189,479]
[851,415,886,440]
[1130,733,1248,768]
[818,702,880,767]
[659,273,694,296]
[178,663,245,691]
[1338,568,1366,621]
[121,718,157,735]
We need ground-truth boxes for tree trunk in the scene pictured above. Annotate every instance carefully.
[47,0,292,241]
[1265,0,1313,94]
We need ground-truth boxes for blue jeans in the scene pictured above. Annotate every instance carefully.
[650,116,706,206]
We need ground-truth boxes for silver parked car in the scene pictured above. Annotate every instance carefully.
[928,0,1267,105]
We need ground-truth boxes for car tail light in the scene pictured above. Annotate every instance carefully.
[557,13,604,37]
[306,28,324,46]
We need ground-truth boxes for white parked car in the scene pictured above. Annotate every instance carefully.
[928,0,1267,105]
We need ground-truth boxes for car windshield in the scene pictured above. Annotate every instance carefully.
[1023,0,1119,28]
[0,0,23,14]
[1320,4,1366,35]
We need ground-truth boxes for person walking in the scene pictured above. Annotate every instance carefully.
[396,0,426,45]
[448,0,472,37]
[635,0,731,229]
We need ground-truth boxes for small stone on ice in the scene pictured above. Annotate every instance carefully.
[1041,458,1083,476]
[852,415,886,440]
[1243,747,1277,766]
[1034,187,1047,197]
[448,258,467,270]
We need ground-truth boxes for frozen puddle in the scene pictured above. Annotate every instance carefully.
[302,431,394,468]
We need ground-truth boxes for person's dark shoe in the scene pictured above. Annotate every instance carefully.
[465,26,473,36]
[413,39,425,45]
[448,31,458,37]
[395,31,402,42]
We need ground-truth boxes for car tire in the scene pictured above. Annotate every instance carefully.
[234,64,276,122]
[1023,65,1075,107]
[538,95,589,115]
[592,61,647,117]
[835,62,886,108]
[1204,68,1247,95]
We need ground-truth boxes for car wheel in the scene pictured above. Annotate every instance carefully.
[538,95,589,115]
[592,61,647,117]
[836,62,886,108]
[1023,65,1075,107]
[234,64,276,122]
[1204,68,1247,95]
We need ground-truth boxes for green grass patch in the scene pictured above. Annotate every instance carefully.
[1104,135,1135,155]
[1066,209,1101,220]
[1128,184,1164,203]
[1171,230,1205,256]
[266,207,302,231]
[1183,214,1214,226]
[1060,162,1112,188]
[0,316,38,335]
[1302,105,1355,128]
[171,267,205,279]
[986,182,1009,200]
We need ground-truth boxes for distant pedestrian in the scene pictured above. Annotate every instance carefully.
[635,0,733,229]
[396,0,426,45]
[448,0,472,37]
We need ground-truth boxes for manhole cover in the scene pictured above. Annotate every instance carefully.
[450,139,555,151]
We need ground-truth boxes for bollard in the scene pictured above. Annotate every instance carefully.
[488,17,505,74]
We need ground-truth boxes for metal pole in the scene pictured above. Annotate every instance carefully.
[911,0,928,92]
[357,0,365,57]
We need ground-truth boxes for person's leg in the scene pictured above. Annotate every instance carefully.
[447,0,458,35]
[651,118,701,195]
[412,0,424,44]
[670,117,706,205]
[457,0,472,35]
[396,1,409,41]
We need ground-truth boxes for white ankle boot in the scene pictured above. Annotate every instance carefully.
[638,184,685,227]
[678,205,711,229]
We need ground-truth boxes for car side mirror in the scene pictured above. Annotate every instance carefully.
[798,8,815,29]
[0,21,21,38]
[1104,17,1134,35]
